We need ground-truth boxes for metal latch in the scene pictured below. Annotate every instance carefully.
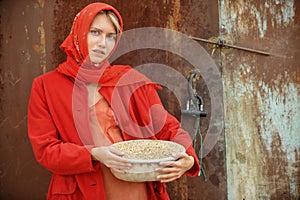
[189,36,270,56]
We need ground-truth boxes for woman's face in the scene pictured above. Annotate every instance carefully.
[87,14,117,65]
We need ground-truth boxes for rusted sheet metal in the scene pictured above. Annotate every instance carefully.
[52,1,226,200]
[1,0,226,199]
[0,0,54,199]
[220,0,300,199]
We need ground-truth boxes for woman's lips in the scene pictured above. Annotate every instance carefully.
[93,49,105,56]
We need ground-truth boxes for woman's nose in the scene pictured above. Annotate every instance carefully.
[97,34,106,46]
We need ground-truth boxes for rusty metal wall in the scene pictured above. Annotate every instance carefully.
[2,0,299,199]
[220,0,300,199]
[0,0,226,199]
[0,0,55,199]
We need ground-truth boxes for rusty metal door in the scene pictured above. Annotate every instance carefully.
[1,0,299,199]
[0,0,54,199]
[0,0,224,199]
[220,1,300,199]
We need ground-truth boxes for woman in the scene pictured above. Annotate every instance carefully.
[28,2,200,200]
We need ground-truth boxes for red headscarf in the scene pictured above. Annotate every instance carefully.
[56,2,139,85]
[56,2,160,143]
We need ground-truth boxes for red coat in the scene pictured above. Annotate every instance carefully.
[28,68,200,200]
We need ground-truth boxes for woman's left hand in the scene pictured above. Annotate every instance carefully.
[155,153,194,183]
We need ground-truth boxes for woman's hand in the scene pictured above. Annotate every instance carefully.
[155,153,194,183]
[91,146,131,174]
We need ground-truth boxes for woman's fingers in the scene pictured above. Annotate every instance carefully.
[155,153,194,183]
[105,157,131,169]
[91,146,131,169]
[111,168,126,174]
[108,145,125,156]
[157,174,181,183]
[155,166,182,183]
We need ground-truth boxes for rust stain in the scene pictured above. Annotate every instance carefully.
[220,0,295,38]
[221,3,299,193]
[224,79,264,199]
[257,72,299,154]
[166,0,181,30]
[24,25,29,40]
[33,21,46,73]
[0,70,21,87]
[37,0,45,8]
[224,62,299,199]
[0,115,27,129]
[257,72,299,198]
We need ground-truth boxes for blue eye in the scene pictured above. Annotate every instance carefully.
[89,29,117,42]
[107,34,117,41]
[90,30,100,35]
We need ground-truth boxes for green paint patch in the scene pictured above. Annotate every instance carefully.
[236,152,246,164]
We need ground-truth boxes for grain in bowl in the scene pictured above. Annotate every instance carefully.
[110,139,186,182]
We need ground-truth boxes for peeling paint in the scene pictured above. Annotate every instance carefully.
[167,0,180,30]
[33,21,46,73]
[0,115,27,129]
[220,0,296,38]
[0,70,21,87]
[22,49,31,64]
[224,84,264,199]
[232,63,300,163]
[38,0,45,8]
[34,0,44,9]
[257,75,299,155]
[254,6,267,38]
[221,3,299,199]
[224,63,299,199]
[257,74,300,196]
[24,25,29,40]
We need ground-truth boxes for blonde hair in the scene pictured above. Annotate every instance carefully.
[98,10,121,34]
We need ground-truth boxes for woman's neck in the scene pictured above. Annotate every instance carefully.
[86,83,102,107]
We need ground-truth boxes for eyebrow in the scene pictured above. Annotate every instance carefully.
[90,26,116,34]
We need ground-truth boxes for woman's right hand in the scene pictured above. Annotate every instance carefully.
[91,146,131,174]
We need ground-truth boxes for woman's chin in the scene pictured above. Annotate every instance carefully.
[93,62,102,67]
[89,54,105,64]
[90,59,105,67]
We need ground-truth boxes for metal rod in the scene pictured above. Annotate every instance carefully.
[189,36,270,56]
[189,36,218,45]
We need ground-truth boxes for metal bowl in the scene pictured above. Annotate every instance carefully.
[110,139,186,182]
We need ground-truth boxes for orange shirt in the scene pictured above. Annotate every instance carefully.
[90,97,147,200]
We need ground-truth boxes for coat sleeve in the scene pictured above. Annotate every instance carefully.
[130,83,200,177]
[27,77,96,175]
